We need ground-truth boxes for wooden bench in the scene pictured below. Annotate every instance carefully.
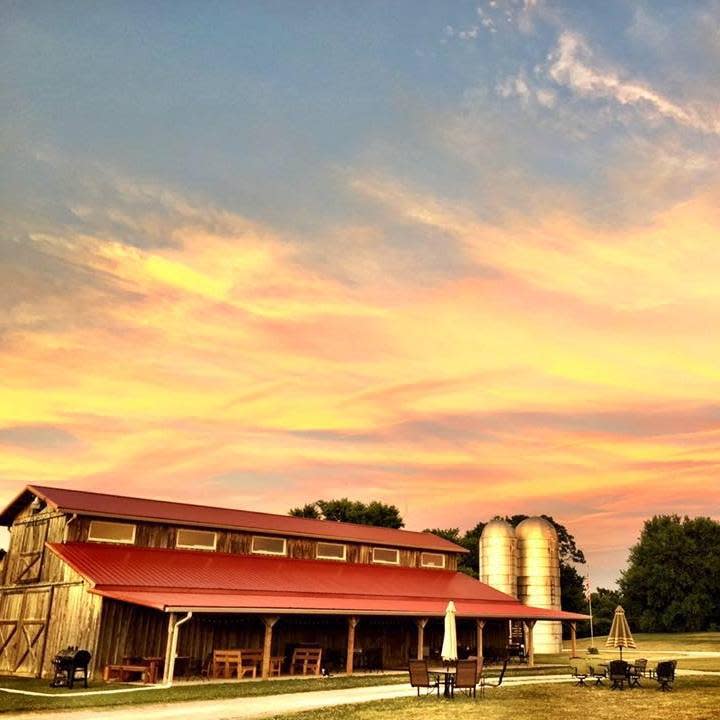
[104,659,160,684]
[270,656,284,676]
[211,649,261,679]
[290,648,322,676]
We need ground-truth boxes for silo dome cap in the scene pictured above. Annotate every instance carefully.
[481,519,516,539]
[515,516,558,540]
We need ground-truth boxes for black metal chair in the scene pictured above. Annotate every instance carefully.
[655,660,677,691]
[480,657,509,697]
[629,658,647,687]
[608,660,630,690]
[363,648,383,672]
[587,663,607,686]
[570,659,589,687]
[408,659,440,697]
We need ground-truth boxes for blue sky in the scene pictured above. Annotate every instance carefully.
[2,1,720,588]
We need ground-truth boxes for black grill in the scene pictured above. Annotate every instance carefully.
[50,647,92,688]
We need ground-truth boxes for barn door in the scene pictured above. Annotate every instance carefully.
[0,589,52,676]
[12,518,49,584]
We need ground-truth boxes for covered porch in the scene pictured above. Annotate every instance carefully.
[95,598,582,683]
[48,540,587,683]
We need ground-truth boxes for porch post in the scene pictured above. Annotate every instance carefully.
[261,616,279,679]
[523,620,536,667]
[162,613,177,684]
[415,618,428,659]
[475,619,485,661]
[570,621,577,657]
[346,616,359,675]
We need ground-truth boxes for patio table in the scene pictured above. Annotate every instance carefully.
[428,666,456,698]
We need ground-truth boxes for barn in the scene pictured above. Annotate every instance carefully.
[0,485,587,680]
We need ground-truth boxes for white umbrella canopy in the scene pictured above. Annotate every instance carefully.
[441,600,458,663]
[606,605,636,659]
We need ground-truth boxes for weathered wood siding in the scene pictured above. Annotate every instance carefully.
[40,585,104,678]
[94,598,168,670]
[69,517,458,570]
[2,503,68,587]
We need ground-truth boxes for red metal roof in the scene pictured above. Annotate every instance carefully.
[47,542,588,621]
[6,485,464,553]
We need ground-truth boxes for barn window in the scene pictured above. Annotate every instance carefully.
[372,547,399,565]
[176,528,217,551]
[251,535,287,556]
[421,552,446,568]
[316,542,346,561]
[88,520,136,544]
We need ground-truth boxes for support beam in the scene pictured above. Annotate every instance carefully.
[475,619,485,660]
[415,618,428,660]
[346,616,359,675]
[570,621,577,658]
[523,620,536,668]
[261,616,279,679]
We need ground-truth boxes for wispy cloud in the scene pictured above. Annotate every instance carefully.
[546,30,720,134]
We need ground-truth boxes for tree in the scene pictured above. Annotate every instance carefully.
[423,527,478,576]
[289,498,404,528]
[290,503,321,519]
[619,515,720,632]
[590,587,623,636]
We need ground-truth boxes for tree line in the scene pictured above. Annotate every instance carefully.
[290,499,720,633]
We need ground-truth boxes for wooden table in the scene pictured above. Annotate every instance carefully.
[104,656,163,684]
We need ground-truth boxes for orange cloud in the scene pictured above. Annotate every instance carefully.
[2,177,720,587]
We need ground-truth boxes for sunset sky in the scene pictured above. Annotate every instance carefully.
[2,1,720,589]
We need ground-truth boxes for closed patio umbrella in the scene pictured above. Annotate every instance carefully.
[606,605,636,659]
[441,601,458,664]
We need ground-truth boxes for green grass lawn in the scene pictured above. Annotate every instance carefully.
[572,631,720,653]
[268,677,720,720]
[2,633,717,715]
[548,631,720,672]
[0,665,567,715]
[0,674,402,714]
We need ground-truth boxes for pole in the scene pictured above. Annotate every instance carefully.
[415,618,428,660]
[346,616,359,675]
[587,570,595,649]
[261,616,279,679]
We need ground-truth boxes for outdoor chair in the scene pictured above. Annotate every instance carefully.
[408,659,440,697]
[452,659,479,698]
[655,660,676,692]
[587,663,607,686]
[629,658,647,687]
[290,647,322,676]
[363,648,383,672]
[608,660,630,690]
[479,657,509,696]
[569,659,590,687]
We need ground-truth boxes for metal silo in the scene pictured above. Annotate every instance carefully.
[516,516,562,654]
[479,519,518,597]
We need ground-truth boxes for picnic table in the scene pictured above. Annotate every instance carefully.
[104,656,163,684]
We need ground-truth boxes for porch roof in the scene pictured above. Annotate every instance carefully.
[47,542,589,621]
